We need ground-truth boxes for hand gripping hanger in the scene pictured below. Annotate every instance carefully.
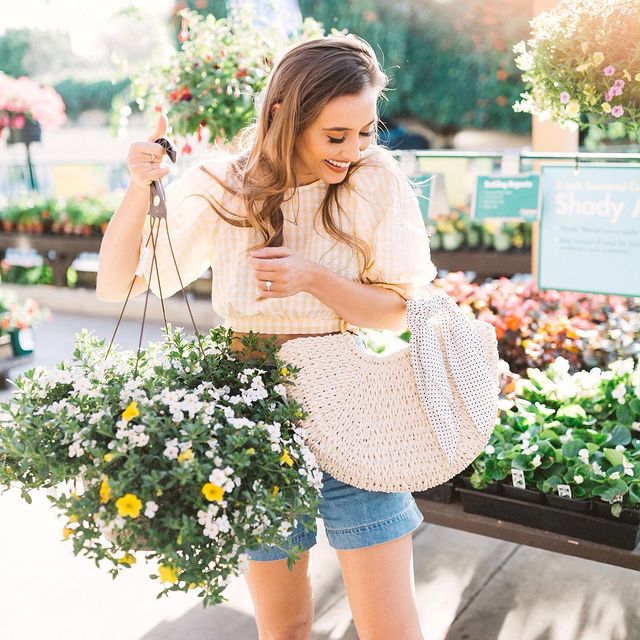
[104,137,212,379]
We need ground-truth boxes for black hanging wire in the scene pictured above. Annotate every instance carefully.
[104,137,213,380]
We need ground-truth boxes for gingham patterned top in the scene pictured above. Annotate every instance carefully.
[137,145,438,334]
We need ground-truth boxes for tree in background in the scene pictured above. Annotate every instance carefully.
[170,0,532,142]
[297,0,532,144]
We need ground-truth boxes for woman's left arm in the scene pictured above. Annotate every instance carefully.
[305,261,411,331]
[249,246,411,332]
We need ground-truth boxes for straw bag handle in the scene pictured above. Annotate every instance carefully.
[338,282,413,334]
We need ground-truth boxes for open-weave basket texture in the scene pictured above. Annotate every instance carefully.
[278,290,500,492]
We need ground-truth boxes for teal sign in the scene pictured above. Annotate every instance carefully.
[473,175,540,220]
[410,173,434,222]
[410,172,448,221]
[539,165,640,297]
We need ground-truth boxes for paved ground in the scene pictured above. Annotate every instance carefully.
[1,311,639,640]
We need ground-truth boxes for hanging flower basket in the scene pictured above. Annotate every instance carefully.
[0,327,323,606]
[512,0,640,142]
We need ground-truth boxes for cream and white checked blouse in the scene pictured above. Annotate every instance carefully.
[137,145,438,334]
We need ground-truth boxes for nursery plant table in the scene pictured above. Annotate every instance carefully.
[413,497,640,572]
[430,249,531,281]
[0,232,102,287]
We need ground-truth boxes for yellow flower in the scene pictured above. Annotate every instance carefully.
[121,400,140,423]
[116,553,136,566]
[623,69,632,81]
[279,366,289,376]
[158,564,179,584]
[62,526,75,540]
[565,101,580,117]
[246,447,256,455]
[177,448,193,463]
[635,73,640,82]
[602,102,612,113]
[99,477,112,504]
[279,450,294,467]
[576,62,591,72]
[103,452,114,463]
[68,514,79,523]
[116,493,142,518]
[156,488,163,497]
[592,51,604,66]
[201,483,224,502]
[272,485,280,496]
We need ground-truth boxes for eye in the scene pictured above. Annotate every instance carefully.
[327,131,374,144]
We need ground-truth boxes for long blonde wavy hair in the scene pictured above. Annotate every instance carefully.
[196,33,396,280]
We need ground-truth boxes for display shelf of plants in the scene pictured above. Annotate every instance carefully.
[398,273,640,549]
[374,272,640,550]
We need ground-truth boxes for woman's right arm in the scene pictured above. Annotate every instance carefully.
[96,113,170,302]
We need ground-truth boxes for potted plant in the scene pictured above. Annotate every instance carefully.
[513,0,640,143]
[0,327,324,606]
[122,6,324,149]
[0,291,51,357]
[0,72,66,144]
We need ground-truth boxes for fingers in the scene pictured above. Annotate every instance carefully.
[148,111,169,142]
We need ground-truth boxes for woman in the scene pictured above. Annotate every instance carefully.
[97,34,436,640]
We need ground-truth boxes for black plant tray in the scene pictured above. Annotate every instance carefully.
[413,480,457,503]
[458,487,640,550]
[455,476,503,495]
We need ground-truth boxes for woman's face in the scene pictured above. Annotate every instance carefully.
[287,86,379,186]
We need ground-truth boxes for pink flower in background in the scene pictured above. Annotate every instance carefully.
[559,91,570,104]
[0,72,66,129]
[611,105,624,117]
[9,114,25,129]
[604,89,614,101]
[603,65,616,76]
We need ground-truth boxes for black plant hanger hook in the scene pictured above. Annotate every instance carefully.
[105,136,212,379]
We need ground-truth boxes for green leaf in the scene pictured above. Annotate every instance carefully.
[608,424,631,446]
[603,448,625,467]
[616,403,633,425]
[562,439,587,458]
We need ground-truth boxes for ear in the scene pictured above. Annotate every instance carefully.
[270,102,281,121]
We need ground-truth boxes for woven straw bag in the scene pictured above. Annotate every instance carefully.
[278,289,501,492]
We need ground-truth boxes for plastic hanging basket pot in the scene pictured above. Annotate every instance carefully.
[7,117,41,145]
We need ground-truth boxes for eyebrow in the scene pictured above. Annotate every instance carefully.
[322,118,376,132]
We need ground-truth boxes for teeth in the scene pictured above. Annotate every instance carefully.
[326,159,349,168]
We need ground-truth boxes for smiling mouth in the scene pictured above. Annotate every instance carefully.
[324,159,350,172]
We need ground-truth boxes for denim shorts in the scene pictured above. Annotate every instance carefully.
[245,469,425,561]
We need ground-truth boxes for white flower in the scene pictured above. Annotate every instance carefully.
[578,448,590,462]
[68,441,84,458]
[609,358,635,378]
[611,382,627,404]
[163,438,179,460]
[609,471,621,480]
[573,475,584,484]
[615,444,626,452]
[531,454,542,468]
[592,461,605,476]
[272,384,287,398]
[484,445,495,455]
[144,501,159,519]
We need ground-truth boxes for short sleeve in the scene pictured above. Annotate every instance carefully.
[356,150,438,296]
[136,160,222,299]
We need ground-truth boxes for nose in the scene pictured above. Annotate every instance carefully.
[342,138,363,163]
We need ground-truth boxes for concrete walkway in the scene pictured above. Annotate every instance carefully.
[1,311,638,640]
